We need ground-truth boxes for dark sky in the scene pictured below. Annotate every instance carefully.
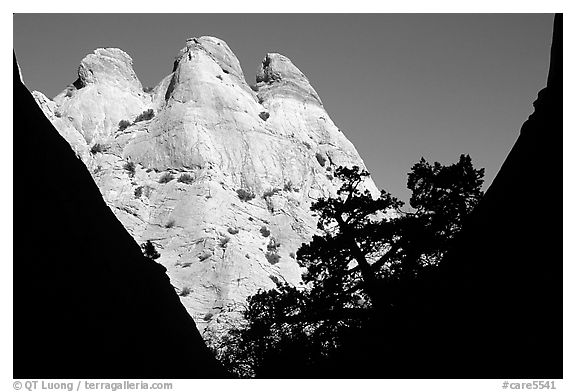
[13,14,554,203]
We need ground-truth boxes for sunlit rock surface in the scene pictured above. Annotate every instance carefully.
[33,37,379,342]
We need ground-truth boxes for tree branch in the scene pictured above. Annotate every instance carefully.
[335,214,383,310]
[346,241,401,275]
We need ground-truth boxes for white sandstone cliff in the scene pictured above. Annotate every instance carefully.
[33,37,379,341]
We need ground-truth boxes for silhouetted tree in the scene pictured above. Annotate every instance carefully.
[141,240,161,261]
[216,155,484,377]
[394,154,485,278]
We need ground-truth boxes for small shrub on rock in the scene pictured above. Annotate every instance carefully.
[265,251,280,265]
[165,219,176,228]
[118,120,131,131]
[260,226,271,237]
[203,313,214,321]
[262,188,281,198]
[134,109,155,123]
[123,161,136,178]
[159,173,175,184]
[227,227,239,235]
[259,111,270,121]
[179,287,191,297]
[140,240,161,260]
[236,188,255,202]
[220,236,230,248]
[134,186,143,198]
[90,143,108,155]
[178,173,195,184]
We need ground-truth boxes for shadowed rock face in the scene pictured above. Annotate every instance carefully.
[31,36,379,342]
[13,54,227,378]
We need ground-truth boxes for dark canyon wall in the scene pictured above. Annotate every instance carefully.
[13,54,227,378]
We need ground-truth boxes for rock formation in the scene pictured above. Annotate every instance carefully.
[31,37,378,343]
[13,54,227,378]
